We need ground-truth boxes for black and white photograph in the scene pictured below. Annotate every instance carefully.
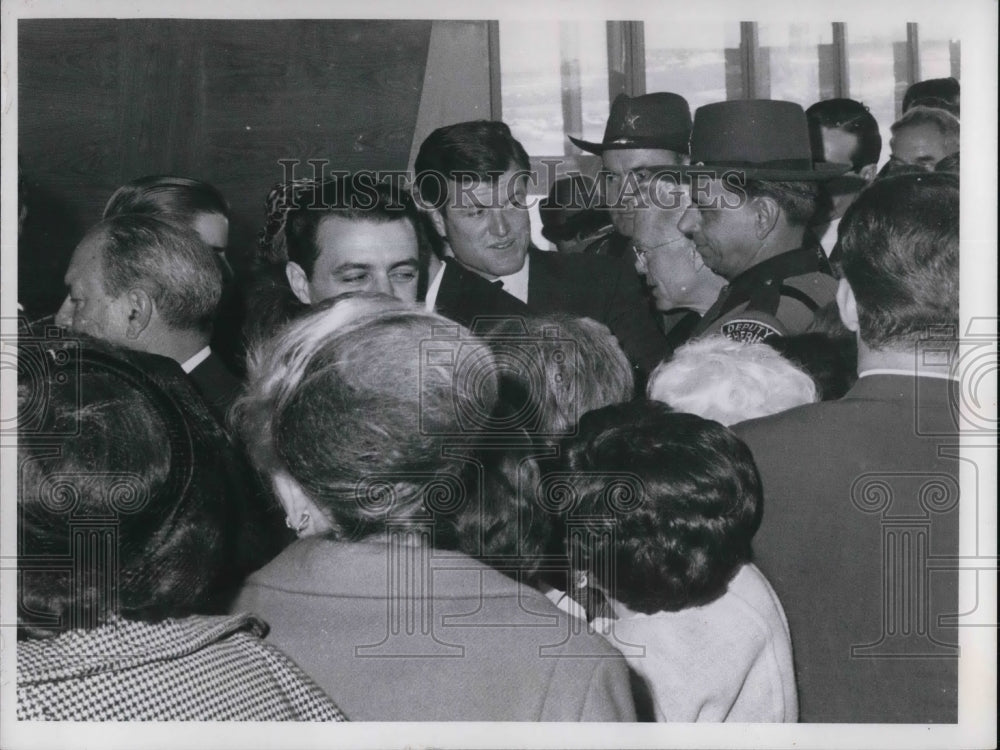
[1,0,996,748]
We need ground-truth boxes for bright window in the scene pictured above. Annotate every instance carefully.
[644,23,738,113]
[846,21,909,165]
[758,23,834,106]
[498,21,609,158]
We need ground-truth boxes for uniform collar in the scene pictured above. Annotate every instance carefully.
[726,246,828,294]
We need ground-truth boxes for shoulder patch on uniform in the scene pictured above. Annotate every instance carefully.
[720,318,783,343]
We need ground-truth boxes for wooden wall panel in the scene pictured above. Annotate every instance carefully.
[17,19,432,316]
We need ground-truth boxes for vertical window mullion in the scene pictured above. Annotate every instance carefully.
[832,22,850,98]
[606,21,646,101]
[487,20,502,121]
[740,22,768,99]
[560,23,584,156]
[906,22,921,86]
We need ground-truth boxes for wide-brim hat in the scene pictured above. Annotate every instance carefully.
[539,174,610,242]
[569,92,692,155]
[675,100,851,181]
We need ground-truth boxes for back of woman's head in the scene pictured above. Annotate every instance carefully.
[234,302,500,541]
[560,401,763,614]
[17,339,244,638]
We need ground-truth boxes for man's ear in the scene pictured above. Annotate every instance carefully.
[836,277,860,333]
[858,163,878,184]
[752,195,781,239]
[285,261,313,305]
[124,288,154,339]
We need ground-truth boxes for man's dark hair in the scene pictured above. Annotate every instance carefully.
[903,77,960,116]
[935,151,960,174]
[561,401,763,614]
[17,340,254,638]
[765,332,858,400]
[839,173,959,349]
[806,98,883,169]
[95,214,222,333]
[413,120,531,209]
[742,179,820,227]
[284,175,439,279]
[890,106,960,143]
[103,175,230,224]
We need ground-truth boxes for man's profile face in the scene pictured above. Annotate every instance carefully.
[434,167,530,279]
[602,148,685,238]
[55,232,133,343]
[677,177,758,281]
[890,123,957,171]
[292,216,420,304]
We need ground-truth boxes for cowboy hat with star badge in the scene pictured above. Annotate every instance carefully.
[569,92,692,155]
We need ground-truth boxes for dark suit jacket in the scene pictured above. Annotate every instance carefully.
[188,350,243,425]
[435,249,666,379]
[732,375,960,723]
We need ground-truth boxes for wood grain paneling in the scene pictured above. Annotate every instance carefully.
[17,19,432,315]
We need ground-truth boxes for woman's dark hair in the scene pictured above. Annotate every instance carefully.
[103,174,230,223]
[17,338,257,638]
[560,401,763,614]
[805,98,883,169]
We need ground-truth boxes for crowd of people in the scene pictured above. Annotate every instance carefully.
[16,76,961,723]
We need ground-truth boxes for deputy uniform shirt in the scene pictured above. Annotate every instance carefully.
[690,248,838,344]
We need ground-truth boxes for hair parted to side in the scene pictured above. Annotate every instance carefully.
[103,174,230,223]
[413,120,532,209]
[562,401,763,614]
[647,336,817,425]
[739,179,820,227]
[17,338,248,638]
[890,105,960,145]
[283,175,441,277]
[839,172,959,349]
[94,213,222,333]
[233,300,500,542]
[805,98,883,169]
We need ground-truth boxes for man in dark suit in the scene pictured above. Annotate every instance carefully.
[55,213,239,423]
[413,119,665,378]
[732,173,961,722]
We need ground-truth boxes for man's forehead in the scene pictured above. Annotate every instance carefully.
[448,169,528,204]
[69,232,107,266]
[686,175,742,200]
[603,148,684,173]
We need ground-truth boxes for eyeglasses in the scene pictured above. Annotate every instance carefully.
[632,243,648,272]
[632,235,694,273]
